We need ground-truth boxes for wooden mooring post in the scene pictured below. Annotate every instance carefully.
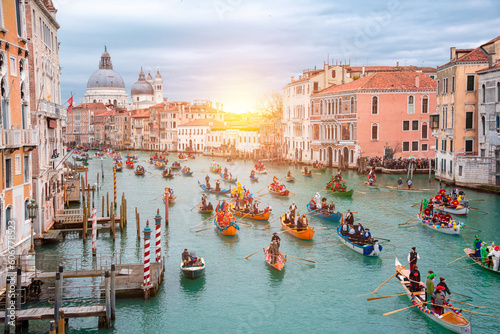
[135,207,140,237]
[97,271,112,328]
[54,273,61,331]
[106,193,109,217]
[110,265,116,320]
[58,310,65,334]
[102,196,105,218]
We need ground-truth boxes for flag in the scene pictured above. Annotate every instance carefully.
[66,95,74,113]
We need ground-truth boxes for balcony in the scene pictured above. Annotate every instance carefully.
[2,129,38,152]
[37,100,67,119]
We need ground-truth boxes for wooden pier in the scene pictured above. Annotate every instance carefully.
[0,306,106,322]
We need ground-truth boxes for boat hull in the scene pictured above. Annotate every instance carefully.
[387,186,426,192]
[285,176,295,182]
[180,258,206,280]
[268,186,289,197]
[435,204,469,215]
[264,245,286,271]
[306,204,342,222]
[330,189,354,197]
[198,181,231,194]
[419,215,462,235]
[280,216,314,240]
[464,248,500,275]
[215,224,238,236]
[336,226,382,256]
[230,207,271,220]
[197,204,213,214]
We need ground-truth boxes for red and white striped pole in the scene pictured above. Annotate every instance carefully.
[113,166,117,208]
[154,209,162,264]
[91,208,97,256]
[143,220,152,297]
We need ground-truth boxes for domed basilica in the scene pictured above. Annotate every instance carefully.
[84,47,164,108]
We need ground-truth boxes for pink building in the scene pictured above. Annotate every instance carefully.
[310,71,436,168]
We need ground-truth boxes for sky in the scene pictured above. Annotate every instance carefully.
[55,0,500,113]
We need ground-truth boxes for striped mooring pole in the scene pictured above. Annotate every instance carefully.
[91,208,97,256]
[113,166,117,207]
[154,209,162,264]
[143,221,152,298]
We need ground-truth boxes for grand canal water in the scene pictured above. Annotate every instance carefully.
[24,152,500,333]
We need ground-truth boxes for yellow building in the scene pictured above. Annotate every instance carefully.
[0,0,37,261]
[431,36,500,185]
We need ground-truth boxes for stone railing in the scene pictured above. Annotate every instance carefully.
[3,129,38,147]
[38,100,67,119]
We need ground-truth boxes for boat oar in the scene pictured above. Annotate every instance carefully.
[425,303,500,319]
[354,191,367,195]
[193,215,215,227]
[315,238,342,245]
[399,214,418,225]
[283,254,315,263]
[244,247,264,259]
[469,207,488,214]
[285,258,314,265]
[261,216,281,229]
[289,191,297,196]
[467,198,484,201]
[190,202,202,211]
[448,299,487,308]
[411,202,421,207]
[383,302,429,316]
[359,261,411,296]
[451,291,473,299]
[447,254,468,265]
[376,237,391,242]
[367,291,424,301]
[461,261,480,267]
[256,187,266,193]
[258,193,270,197]
[400,221,422,228]
[462,226,482,232]
[195,226,214,233]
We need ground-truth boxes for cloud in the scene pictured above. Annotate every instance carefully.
[56,0,500,112]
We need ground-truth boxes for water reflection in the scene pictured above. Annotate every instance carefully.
[180,273,206,296]
[266,262,285,287]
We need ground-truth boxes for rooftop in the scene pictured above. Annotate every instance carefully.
[178,119,225,127]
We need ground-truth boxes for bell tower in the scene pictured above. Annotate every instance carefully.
[153,69,163,103]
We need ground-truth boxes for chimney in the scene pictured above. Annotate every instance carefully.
[450,47,456,61]
[362,66,365,76]
[291,76,295,82]
[415,75,420,89]
[396,61,399,67]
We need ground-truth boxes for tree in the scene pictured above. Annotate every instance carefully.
[256,91,283,119]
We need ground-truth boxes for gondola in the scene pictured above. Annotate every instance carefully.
[280,215,314,240]
[134,166,146,176]
[417,212,463,235]
[336,225,382,256]
[301,169,312,177]
[285,176,295,182]
[463,248,500,275]
[162,169,174,178]
[264,245,286,271]
[306,204,342,222]
[394,257,471,333]
[197,204,213,214]
[198,181,231,194]
[180,258,206,279]
[229,204,271,221]
[268,185,289,197]
[181,167,193,176]
[220,173,237,183]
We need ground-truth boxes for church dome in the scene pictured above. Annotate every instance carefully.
[155,70,162,80]
[86,47,126,89]
[131,68,154,95]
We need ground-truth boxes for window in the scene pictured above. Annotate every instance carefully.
[421,123,428,140]
[450,105,454,129]
[313,82,318,92]
[482,116,486,136]
[14,155,21,175]
[6,206,12,229]
[482,84,486,103]
[450,139,453,152]
[33,10,36,35]
[371,123,378,141]
[412,120,419,131]
[437,80,440,94]
[449,161,453,174]
[402,141,410,152]
[436,139,438,151]
[411,141,419,152]
[465,112,473,129]
[5,158,12,188]
[24,155,29,182]
[350,97,356,113]
[422,97,428,114]
[442,139,447,152]
[465,139,473,153]
[371,96,378,114]
[481,149,486,157]
[403,120,410,131]
[443,78,448,94]
[15,0,22,36]
[407,96,414,114]
[466,75,475,92]
[10,55,17,76]
[421,143,428,151]
[442,159,446,173]
[451,76,455,93]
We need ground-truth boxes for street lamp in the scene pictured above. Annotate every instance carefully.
[27,199,38,252]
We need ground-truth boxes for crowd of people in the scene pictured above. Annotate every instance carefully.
[363,157,432,170]
[472,236,500,271]
[181,249,202,267]
[309,193,335,214]
[282,203,309,231]
[215,200,237,227]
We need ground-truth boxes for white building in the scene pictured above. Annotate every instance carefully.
[84,48,128,106]
[130,68,164,109]
[177,119,225,152]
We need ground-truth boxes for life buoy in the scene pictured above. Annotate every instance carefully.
[423,208,431,216]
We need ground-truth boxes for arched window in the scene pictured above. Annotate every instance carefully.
[372,96,378,115]
[482,84,486,103]
[422,96,428,114]
[371,123,378,141]
[350,150,354,163]
[482,116,486,136]
[24,199,29,221]
[6,206,12,229]
[407,96,414,114]
[497,82,500,102]
[421,122,428,140]
[350,97,355,113]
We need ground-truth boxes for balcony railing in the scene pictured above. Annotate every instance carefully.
[38,100,67,119]
[2,129,38,148]
[445,128,453,137]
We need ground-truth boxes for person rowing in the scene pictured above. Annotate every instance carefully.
[271,232,281,248]
[397,177,403,190]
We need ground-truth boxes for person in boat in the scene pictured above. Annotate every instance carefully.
[363,228,373,244]
[301,214,309,229]
[408,247,420,271]
[304,166,309,174]
[355,223,364,240]
[397,178,403,190]
[215,179,221,192]
[296,215,304,231]
[182,249,191,266]
[345,210,354,225]
[271,232,281,248]
[205,176,211,190]
[436,277,451,297]
[289,203,297,220]
[368,175,375,186]
[269,240,279,264]
[283,211,291,225]
[409,264,422,293]
[329,201,335,213]
[253,201,259,214]
[348,225,356,239]
[224,167,228,176]
[488,246,500,271]
[309,198,317,210]
[207,202,213,211]
[480,242,489,266]
[314,192,321,206]
[474,235,483,260]
[425,273,436,302]
[250,170,256,178]
[321,198,329,213]
[451,187,459,199]
[287,171,292,178]
[432,286,446,315]
[273,175,279,184]
[229,173,233,180]
[341,221,349,236]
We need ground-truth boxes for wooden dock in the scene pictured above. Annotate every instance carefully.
[0,306,105,323]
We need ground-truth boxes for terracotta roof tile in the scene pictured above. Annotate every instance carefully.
[131,110,150,118]
[313,71,436,96]
[347,66,436,73]
[455,47,489,63]
[73,102,108,110]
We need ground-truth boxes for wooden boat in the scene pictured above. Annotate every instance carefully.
[114,164,123,172]
[209,165,221,173]
[434,204,469,216]
[387,186,428,192]
[198,181,231,194]
[180,258,205,279]
[364,181,380,189]
[395,257,471,333]
[464,248,500,275]
[268,185,289,197]
[250,175,259,182]
[229,204,271,221]
[264,245,286,271]
[163,194,176,204]
[280,215,314,240]
[178,157,188,161]
[336,225,382,256]
[220,173,237,183]
[182,168,193,176]
[301,170,312,177]
[285,176,295,182]
[313,166,326,172]
[197,204,213,214]
[162,169,174,178]
[417,213,463,235]
[255,168,268,174]
[306,204,342,222]
[171,162,182,170]
[126,161,134,169]
[134,166,146,176]
[330,188,354,198]
[154,161,165,170]
[188,154,196,159]
[214,218,239,236]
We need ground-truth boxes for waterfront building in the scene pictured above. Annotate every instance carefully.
[177,119,225,152]
[131,109,149,150]
[25,0,67,236]
[130,68,164,109]
[113,110,132,149]
[431,36,500,185]
[158,102,183,152]
[83,48,128,106]
[66,103,108,146]
[0,0,37,263]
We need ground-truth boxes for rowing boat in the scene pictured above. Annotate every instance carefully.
[464,248,500,275]
[171,163,182,170]
[313,166,326,172]
[180,258,205,279]
[306,204,342,222]
[280,215,314,240]
[134,166,146,176]
[434,204,469,216]
[336,225,382,256]
[220,173,237,183]
[387,186,428,192]
[285,176,295,182]
[394,257,471,333]
[364,181,380,189]
[162,169,174,178]
[268,185,290,197]
[229,204,271,220]
[330,188,354,197]
[417,213,463,235]
[197,204,213,214]
[301,170,312,177]
[198,181,231,194]
[264,245,286,271]
[214,218,239,236]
